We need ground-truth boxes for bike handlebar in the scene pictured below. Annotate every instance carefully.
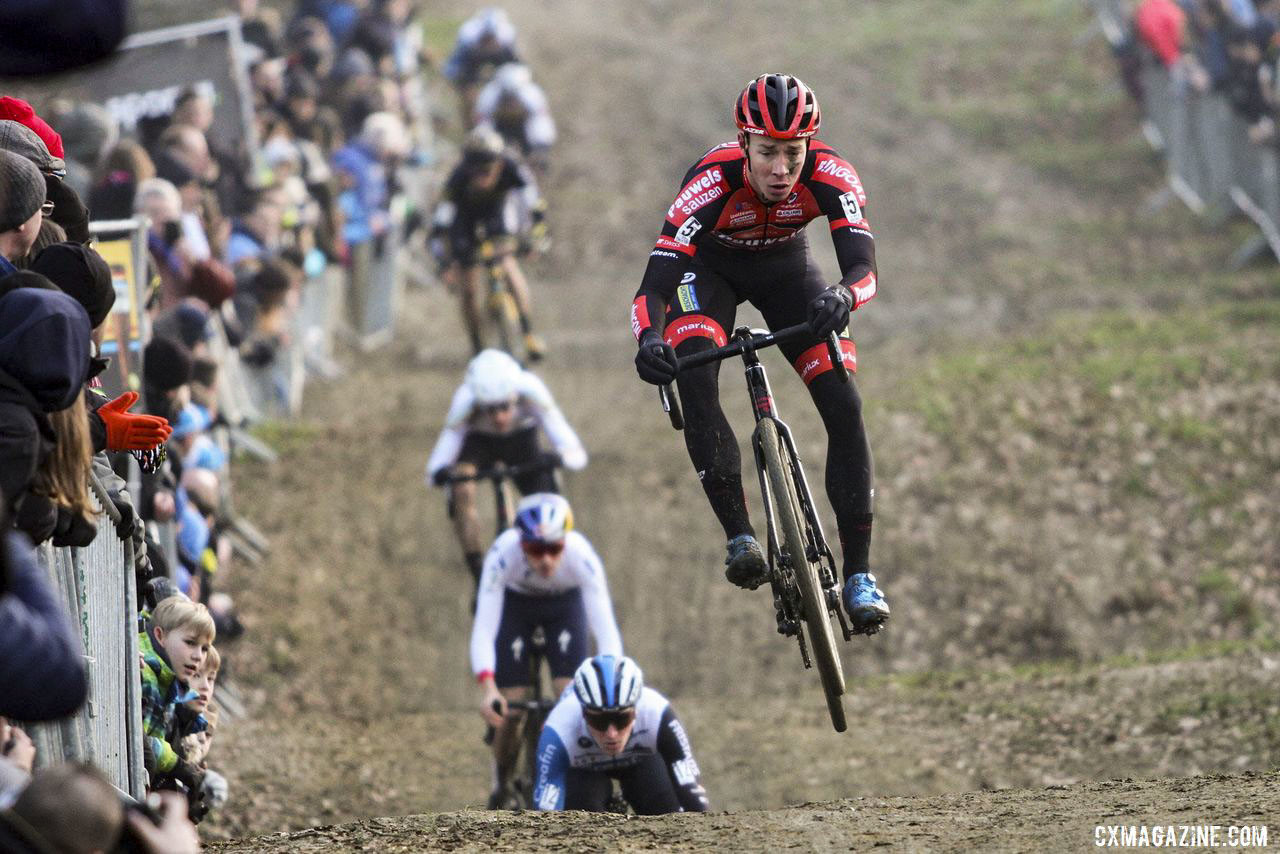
[439,454,561,485]
[658,326,848,431]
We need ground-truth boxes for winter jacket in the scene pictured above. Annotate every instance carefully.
[0,289,91,533]
[0,530,87,720]
[138,621,188,774]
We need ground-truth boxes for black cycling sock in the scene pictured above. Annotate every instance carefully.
[464,551,484,584]
[519,313,531,334]
[840,513,873,581]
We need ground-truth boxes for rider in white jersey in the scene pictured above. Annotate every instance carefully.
[427,350,587,585]
[470,494,622,807]
[473,62,556,173]
[534,655,708,814]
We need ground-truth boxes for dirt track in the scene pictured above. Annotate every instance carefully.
[201,0,1279,846]
[211,771,1278,852]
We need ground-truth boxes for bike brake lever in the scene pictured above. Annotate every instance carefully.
[827,332,850,384]
[659,383,684,431]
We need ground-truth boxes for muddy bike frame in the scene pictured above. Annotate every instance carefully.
[657,324,855,730]
[442,456,561,539]
[477,236,523,358]
[484,627,558,809]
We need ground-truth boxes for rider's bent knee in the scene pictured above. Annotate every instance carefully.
[664,314,727,352]
[792,338,857,386]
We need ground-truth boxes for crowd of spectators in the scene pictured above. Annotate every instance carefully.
[0,0,432,849]
[1126,0,1280,143]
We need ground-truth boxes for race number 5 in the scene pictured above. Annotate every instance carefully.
[839,191,863,224]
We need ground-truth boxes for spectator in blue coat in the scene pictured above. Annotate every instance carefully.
[0,510,87,720]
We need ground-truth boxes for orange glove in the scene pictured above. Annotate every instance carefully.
[98,391,172,451]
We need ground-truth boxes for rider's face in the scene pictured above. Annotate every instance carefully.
[522,540,564,577]
[586,714,636,756]
[742,134,807,203]
[468,157,503,189]
[476,397,516,432]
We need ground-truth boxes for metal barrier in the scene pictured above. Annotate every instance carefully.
[345,190,415,353]
[27,474,146,800]
[1087,2,1280,263]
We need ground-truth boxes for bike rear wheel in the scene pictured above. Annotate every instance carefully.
[757,418,847,732]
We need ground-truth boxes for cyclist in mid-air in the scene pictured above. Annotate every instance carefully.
[429,126,548,360]
[533,654,709,814]
[427,349,587,586]
[470,494,623,809]
[629,73,888,634]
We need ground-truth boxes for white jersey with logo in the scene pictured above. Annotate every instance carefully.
[469,529,621,677]
[424,370,587,483]
[543,686,669,771]
[533,686,708,812]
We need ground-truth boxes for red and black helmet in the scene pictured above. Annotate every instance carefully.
[734,73,821,139]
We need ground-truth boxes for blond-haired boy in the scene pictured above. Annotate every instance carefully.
[139,596,214,787]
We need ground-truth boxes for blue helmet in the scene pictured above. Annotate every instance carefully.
[514,492,572,545]
[572,654,643,712]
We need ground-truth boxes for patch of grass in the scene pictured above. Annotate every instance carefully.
[1153,687,1280,736]
[420,15,464,59]
[248,419,322,459]
[848,0,1152,194]
[890,635,1280,695]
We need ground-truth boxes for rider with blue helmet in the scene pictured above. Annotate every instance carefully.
[470,494,622,808]
[533,654,709,814]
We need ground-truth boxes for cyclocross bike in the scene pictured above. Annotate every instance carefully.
[475,236,529,361]
[658,325,856,732]
[441,454,562,541]
[484,625,559,809]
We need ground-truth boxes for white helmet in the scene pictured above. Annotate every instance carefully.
[514,492,573,544]
[494,62,532,92]
[465,349,522,406]
[573,655,643,712]
[476,8,516,44]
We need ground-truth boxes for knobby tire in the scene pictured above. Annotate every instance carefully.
[487,268,521,358]
[756,418,847,732]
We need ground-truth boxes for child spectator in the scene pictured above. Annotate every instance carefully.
[176,647,219,770]
[139,596,215,794]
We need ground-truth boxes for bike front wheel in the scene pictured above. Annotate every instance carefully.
[756,418,847,732]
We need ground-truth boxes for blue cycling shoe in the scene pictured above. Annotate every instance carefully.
[724,534,769,590]
[842,572,890,635]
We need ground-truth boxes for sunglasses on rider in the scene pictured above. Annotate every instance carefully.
[584,708,636,731]
[521,540,564,558]
[477,399,514,415]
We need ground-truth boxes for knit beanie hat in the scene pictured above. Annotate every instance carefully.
[0,120,65,174]
[31,242,116,327]
[0,97,65,159]
[143,335,194,393]
[0,149,46,233]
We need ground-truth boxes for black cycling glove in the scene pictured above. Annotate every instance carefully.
[634,330,678,385]
[807,285,854,338]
